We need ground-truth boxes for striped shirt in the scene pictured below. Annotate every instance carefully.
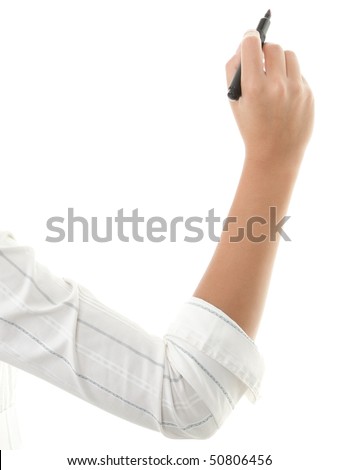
[0,230,264,449]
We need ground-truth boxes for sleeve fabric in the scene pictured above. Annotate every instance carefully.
[0,361,21,450]
[0,230,264,446]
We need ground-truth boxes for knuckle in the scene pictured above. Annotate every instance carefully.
[244,81,264,98]
[265,43,284,55]
[306,88,315,107]
[289,79,303,96]
[271,79,287,97]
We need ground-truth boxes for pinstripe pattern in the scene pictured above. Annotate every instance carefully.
[187,299,256,345]
[0,231,264,448]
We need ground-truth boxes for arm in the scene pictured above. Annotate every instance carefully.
[0,31,312,445]
[194,30,314,339]
[0,230,263,442]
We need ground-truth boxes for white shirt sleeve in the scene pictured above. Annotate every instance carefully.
[0,230,264,444]
[0,362,21,450]
[0,232,22,450]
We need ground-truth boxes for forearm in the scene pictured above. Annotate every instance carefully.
[194,154,300,340]
[194,28,314,340]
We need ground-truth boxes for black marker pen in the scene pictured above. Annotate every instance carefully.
[227,9,271,101]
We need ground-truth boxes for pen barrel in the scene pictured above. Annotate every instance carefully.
[256,18,271,43]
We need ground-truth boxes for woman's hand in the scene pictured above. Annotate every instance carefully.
[226,30,314,172]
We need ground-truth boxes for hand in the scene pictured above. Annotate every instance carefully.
[226,30,314,172]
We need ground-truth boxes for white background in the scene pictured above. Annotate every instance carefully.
[1,0,337,468]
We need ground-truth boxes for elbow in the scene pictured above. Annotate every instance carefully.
[158,342,245,440]
[158,297,265,439]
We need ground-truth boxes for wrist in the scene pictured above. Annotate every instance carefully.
[238,153,300,212]
[244,147,304,181]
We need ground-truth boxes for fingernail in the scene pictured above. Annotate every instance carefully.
[244,29,260,38]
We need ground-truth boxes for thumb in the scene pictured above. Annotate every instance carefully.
[225,43,241,87]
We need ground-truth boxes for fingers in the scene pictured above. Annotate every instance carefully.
[263,43,287,78]
[226,30,265,89]
[263,45,303,83]
[284,50,302,80]
[240,30,265,83]
[226,34,305,98]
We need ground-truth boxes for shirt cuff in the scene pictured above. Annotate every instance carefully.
[165,296,265,403]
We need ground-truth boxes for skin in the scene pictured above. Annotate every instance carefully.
[193,30,315,340]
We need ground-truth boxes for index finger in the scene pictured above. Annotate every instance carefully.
[241,30,265,84]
